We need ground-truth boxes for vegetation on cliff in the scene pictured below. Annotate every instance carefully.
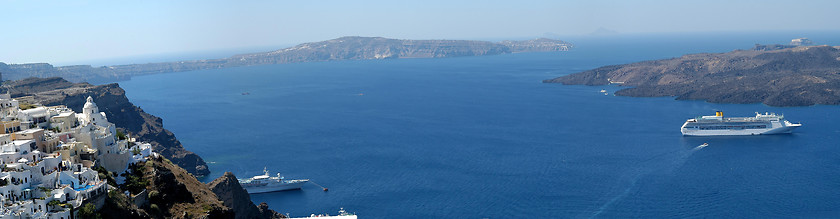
[96,156,285,218]
[544,45,840,106]
[95,157,234,219]
[142,157,234,218]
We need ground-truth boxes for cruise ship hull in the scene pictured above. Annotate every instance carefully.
[681,113,801,136]
[243,179,309,194]
[681,125,800,136]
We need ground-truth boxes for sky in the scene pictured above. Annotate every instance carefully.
[1,0,839,65]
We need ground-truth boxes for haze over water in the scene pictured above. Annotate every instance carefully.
[119,32,840,218]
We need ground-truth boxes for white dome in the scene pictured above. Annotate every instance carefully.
[83,96,99,114]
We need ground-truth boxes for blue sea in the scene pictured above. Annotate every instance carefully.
[119,32,840,218]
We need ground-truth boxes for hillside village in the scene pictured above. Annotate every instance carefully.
[0,94,153,218]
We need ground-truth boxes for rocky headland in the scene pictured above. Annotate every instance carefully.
[98,156,285,218]
[544,44,840,107]
[0,36,572,84]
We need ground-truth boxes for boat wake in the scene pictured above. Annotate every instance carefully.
[592,177,639,217]
[591,145,703,218]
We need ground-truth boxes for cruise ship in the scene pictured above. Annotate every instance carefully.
[681,111,801,136]
[238,168,309,194]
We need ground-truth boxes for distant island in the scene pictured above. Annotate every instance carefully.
[544,43,840,107]
[0,36,572,84]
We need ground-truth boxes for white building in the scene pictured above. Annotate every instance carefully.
[0,94,19,119]
[74,97,118,156]
[0,95,154,218]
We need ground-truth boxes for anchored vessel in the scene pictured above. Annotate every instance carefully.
[681,111,801,136]
[290,208,357,219]
[239,167,309,194]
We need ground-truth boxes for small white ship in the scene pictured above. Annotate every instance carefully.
[290,208,357,219]
[239,167,309,194]
[681,111,801,136]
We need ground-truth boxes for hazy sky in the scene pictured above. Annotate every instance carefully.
[2,0,838,65]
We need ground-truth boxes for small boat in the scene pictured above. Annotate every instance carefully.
[599,89,607,93]
[700,143,709,147]
[238,167,308,194]
[241,92,250,95]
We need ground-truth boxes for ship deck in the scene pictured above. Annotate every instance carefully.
[693,117,776,123]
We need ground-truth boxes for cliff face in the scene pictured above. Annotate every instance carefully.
[208,172,286,219]
[97,157,283,219]
[100,188,150,219]
[0,62,130,84]
[498,38,573,53]
[2,77,80,96]
[1,36,573,84]
[544,45,840,107]
[4,78,210,176]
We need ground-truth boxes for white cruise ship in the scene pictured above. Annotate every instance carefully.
[238,168,309,194]
[681,111,801,136]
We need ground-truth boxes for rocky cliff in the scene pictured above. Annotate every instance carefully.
[142,156,234,218]
[3,78,210,176]
[97,156,284,218]
[544,45,840,107]
[498,38,573,53]
[208,172,286,219]
[1,36,573,84]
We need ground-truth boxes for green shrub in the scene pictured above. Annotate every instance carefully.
[148,190,160,200]
[93,166,118,187]
[76,203,101,219]
[116,130,127,140]
[119,163,147,194]
[150,203,162,215]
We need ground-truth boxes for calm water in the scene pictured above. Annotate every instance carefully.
[119,32,840,218]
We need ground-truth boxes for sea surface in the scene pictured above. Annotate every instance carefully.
[119,32,840,218]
